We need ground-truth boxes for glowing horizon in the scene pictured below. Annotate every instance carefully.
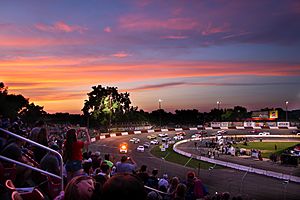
[1,1,300,114]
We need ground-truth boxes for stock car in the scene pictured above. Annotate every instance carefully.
[150,139,159,145]
[137,145,145,152]
[119,143,128,154]
[129,138,140,143]
[147,134,157,140]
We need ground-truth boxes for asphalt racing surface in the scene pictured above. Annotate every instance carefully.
[89,129,300,200]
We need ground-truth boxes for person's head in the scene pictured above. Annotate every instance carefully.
[170,176,179,188]
[140,165,147,172]
[37,128,48,142]
[186,171,196,183]
[100,162,110,174]
[121,156,128,162]
[35,120,45,127]
[64,175,95,200]
[104,154,110,161]
[102,173,146,200]
[66,129,77,143]
[147,191,162,200]
[152,168,158,176]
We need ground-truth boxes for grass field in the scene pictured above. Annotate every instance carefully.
[150,144,221,170]
[234,142,299,158]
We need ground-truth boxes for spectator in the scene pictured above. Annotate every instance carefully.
[102,173,146,200]
[115,156,137,174]
[29,120,45,142]
[147,191,163,200]
[63,128,91,181]
[104,154,114,168]
[33,127,49,162]
[167,176,180,199]
[146,168,159,189]
[158,174,169,192]
[137,165,149,184]
[91,151,102,170]
[184,171,207,200]
[40,144,61,176]
[1,138,31,186]
[64,175,95,200]
[174,183,187,200]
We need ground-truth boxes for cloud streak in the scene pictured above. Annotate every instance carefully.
[127,81,300,92]
[35,21,87,33]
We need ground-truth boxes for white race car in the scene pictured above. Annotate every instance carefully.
[137,145,145,152]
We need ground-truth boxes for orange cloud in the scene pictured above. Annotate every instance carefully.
[111,52,130,58]
[2,56,299,113]
[0,34,90,47]
[35,21,87,33]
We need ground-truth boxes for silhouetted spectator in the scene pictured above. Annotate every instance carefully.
[115,156,137,174]
[102,173,146,200]
[40,144,61,176]
[146,168,159,189]
[174,183,187,200]
[63,128,91,181]
[137,165,149,184]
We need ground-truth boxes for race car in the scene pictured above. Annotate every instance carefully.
[119,142,128,154]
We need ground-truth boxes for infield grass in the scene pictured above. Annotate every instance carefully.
[234,142,299,158]
[150,144,221,170]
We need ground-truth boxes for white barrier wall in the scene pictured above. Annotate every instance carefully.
[173,139,300,183]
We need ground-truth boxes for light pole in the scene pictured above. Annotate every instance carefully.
[217,101,221,121]
[285,101,288,122]
[109,95,112,132]
[158,99,162,128]
[158,99,162,109]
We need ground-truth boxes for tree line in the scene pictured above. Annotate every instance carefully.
[1,82,299,130]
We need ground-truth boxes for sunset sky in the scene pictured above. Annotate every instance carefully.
[1,0,300,114]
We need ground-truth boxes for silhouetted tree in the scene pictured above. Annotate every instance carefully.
[19,103,47,125]
[0,82,29,119]
[82,85,132,129]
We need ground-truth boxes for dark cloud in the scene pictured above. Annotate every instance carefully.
[129,81,300,92]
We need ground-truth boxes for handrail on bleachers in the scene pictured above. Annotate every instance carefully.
[0,128,64,191]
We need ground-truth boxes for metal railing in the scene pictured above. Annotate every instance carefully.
[0,128,64,191]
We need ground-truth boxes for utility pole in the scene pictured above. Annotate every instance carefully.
[158,99,162,128]
[285,101,288,122]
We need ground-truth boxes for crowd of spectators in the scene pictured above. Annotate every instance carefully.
[0,117,247,200]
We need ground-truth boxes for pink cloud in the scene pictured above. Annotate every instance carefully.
[111,52,130,58]
[104,26,112,33]
[0,34,92,47]
[119,15,200,31]
[161,35,188,39]
[222,31,252,39]
[201,22,230,36]
[35,21,87,33]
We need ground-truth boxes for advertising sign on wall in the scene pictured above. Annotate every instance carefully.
[266,122,276,127]
[277,122,290,127]
[244,122,255,127]
[269,110,278,119]
[252,111,269,119]
[211,122,221,127]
